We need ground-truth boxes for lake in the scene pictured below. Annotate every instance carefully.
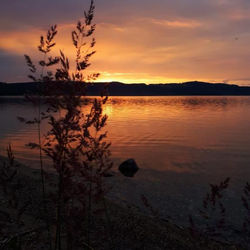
[1,96,250,237]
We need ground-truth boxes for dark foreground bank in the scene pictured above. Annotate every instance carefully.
[0,156,243,250]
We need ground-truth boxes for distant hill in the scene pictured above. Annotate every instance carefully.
[1,81,250,96]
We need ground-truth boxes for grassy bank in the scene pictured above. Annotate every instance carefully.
[0,155,243,249]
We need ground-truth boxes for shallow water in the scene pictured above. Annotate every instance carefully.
[1,96,250,236]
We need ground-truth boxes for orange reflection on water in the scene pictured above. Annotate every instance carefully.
[1,96,250,175]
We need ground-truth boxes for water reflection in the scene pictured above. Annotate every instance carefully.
[1,96,250,231]
[108,96,250,111]
[1,96,250,176]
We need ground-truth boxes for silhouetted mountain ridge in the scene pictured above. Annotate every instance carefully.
[0,81,250,96]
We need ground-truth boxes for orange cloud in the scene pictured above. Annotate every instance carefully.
[0,29,40,54]
[150,18,202,28]
[1,12,250,85]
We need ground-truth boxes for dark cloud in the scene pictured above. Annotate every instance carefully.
[0,50,27,82]
[1,0,250,29]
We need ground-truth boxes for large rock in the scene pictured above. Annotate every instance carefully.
[119,159,139,177]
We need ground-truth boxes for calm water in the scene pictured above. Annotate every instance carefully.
[1,96,250,232]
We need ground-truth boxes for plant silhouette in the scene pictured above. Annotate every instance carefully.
[19,1,113,249]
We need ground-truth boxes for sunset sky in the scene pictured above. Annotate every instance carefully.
[1,0,250,85]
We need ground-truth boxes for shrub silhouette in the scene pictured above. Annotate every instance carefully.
[19,1,113,249]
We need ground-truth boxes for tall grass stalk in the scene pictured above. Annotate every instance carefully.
[23,1,113,249]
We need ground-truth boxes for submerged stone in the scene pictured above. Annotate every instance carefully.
[119,158,139,177]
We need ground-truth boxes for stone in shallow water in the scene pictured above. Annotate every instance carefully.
[119,158,139,177]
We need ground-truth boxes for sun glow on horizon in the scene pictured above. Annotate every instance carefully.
[95,71,193,84]
[1,1,250,86]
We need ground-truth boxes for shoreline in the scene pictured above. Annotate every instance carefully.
[0,155,243,249]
